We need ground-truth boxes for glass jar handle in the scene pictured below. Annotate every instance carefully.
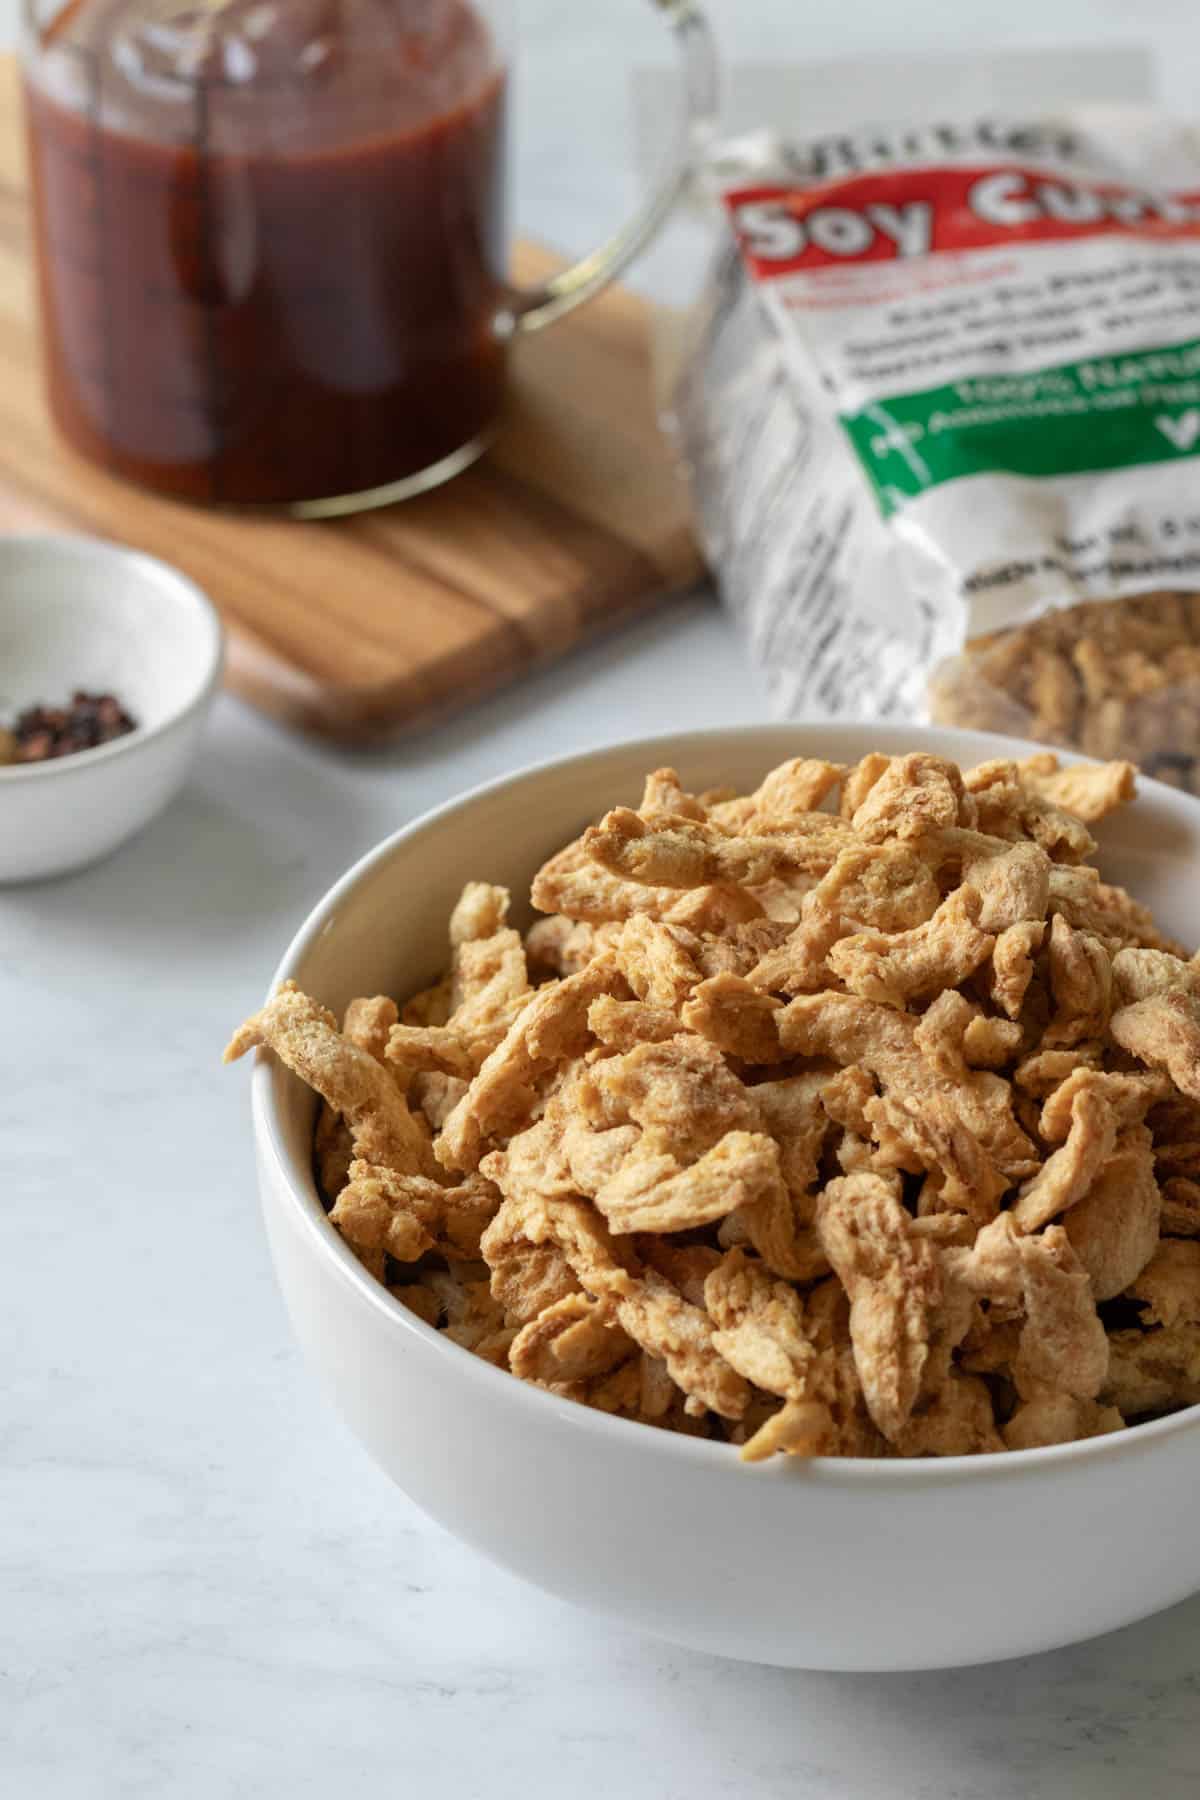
[502,0,718,337]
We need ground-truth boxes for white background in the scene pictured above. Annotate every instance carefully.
[4,4,1200,1797]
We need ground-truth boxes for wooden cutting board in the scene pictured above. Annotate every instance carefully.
[0,57,701,741]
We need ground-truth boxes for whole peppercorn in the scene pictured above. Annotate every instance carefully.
[7,690,137,763]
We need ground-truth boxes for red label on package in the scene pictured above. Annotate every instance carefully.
[725,165,1200,277]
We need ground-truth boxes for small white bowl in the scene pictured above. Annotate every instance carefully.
[248,723,1200,1670]
[0,534,224,882]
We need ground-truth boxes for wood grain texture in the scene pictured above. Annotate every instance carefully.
[0,56,701,740]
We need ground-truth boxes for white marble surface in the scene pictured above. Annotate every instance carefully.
[5,4,1200,1795]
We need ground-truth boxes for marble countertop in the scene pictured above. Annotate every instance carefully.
[6,4,1200,1795]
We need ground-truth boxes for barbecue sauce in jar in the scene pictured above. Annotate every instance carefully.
[24,0,508,507]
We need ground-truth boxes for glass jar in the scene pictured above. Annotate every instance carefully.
[22,0,716,514]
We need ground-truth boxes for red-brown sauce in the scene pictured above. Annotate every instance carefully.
[25,0,508,505]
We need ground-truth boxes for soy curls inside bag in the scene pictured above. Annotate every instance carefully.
[671,110,1200,788]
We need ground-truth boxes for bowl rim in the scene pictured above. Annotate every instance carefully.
[251,720,1200,1485]
[0,532,225,782]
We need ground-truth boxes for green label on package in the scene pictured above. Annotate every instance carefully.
[839,335,1200,517]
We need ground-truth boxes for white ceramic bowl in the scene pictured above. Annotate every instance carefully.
[249,723,1200,1670]
[0,534,224,882]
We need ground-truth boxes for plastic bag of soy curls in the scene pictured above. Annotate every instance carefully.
[671,108,1200,789]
